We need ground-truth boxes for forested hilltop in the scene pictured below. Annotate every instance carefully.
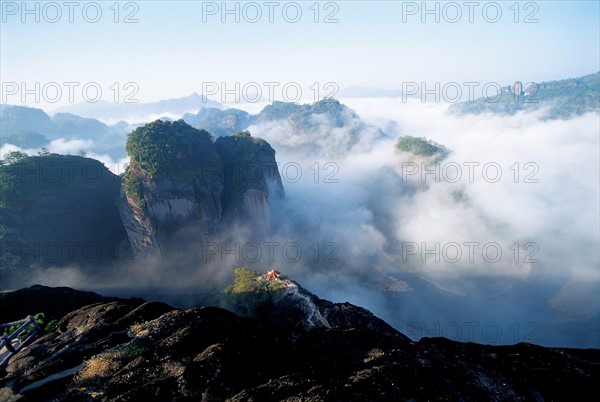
[450,72,600,119]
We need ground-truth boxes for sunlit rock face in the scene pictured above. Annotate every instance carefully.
[120,122,284,263]
[215,131,284,231]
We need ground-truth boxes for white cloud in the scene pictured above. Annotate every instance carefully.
[48,138,94,154]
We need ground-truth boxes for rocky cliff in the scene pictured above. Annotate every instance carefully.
[0,155,129,285]
[271,280,404,339]
[0,284,597,401]
[215,131,284,229]
[120,121,283,262]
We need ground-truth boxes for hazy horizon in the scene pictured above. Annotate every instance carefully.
[1,1,599,109]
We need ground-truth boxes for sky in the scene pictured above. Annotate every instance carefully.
[1,0,599,109]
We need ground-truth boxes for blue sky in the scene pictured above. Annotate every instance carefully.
[1,0,599,108]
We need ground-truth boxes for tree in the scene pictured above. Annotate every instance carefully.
[38,147,50,156]
[3,151,28,165]
[125,119,217,178]
[78,150,87,157]
[395,136,448,157]
[234,130,252,138]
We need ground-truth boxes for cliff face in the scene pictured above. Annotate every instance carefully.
[118,179,161,262]
[120,168,224,262]
[120,121,283,262]
[270,281,404,339]
[0,155,128,282]
[120,120,223,262]
[215,131,284,229]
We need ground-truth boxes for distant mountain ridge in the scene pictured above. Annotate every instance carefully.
[0,105,131,159]
[183,99,388,157]
[2,97,384,160]
[450,71,600,119]
[2,72,596,168]
[52,92,221,123]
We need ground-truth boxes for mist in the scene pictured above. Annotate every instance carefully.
[243,98,599,348]
[0,139,130,176]
[4,98,598,348]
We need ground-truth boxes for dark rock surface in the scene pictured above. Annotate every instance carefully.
[0,155,129,281]
[1,285,598,401]
[0,285,142,324]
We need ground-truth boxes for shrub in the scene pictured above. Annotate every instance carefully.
[221,267,286,318]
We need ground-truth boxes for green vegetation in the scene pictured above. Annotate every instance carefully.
[257,101,301,122]
[227,267,261,293]
[292,98,350,128]
[2,312,46,339]
[215,131,276,216]
[395,136,448,158]
[259,98,356,129]
[0,153,102,212]
[44,319,59,333]
[221,267,286,318]
[215,130,274,155]
[1,150,29,165]
[125,119,218,180]
[122,168,146,209]
[123,119,223,210]
[183,107,251,137]
[112,342,148,357]
[452,72,600,119]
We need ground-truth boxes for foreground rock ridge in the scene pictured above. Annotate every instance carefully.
[1,285,598,401]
